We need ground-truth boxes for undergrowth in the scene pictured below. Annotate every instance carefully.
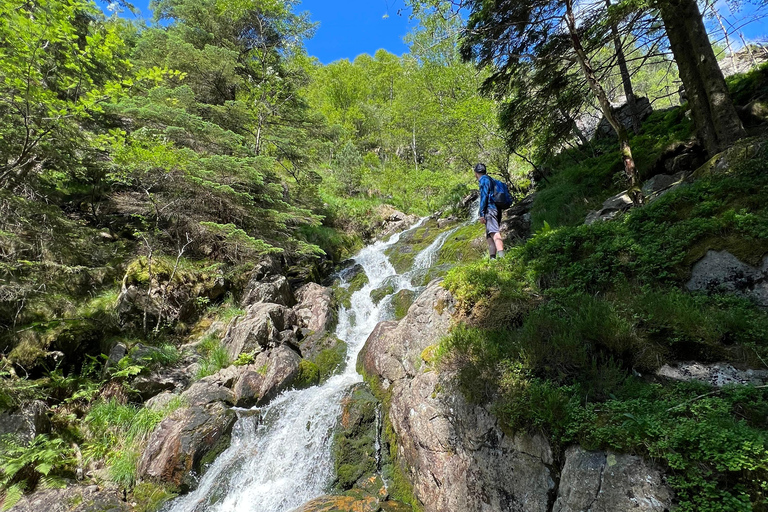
[440,132,768,507]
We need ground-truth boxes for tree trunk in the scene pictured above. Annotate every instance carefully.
[657,0,746,155]
[606,0,641,133]
[565,0,643,205]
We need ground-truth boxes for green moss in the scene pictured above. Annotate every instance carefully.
[391,290,416,321]
[332,385,378,492]
[315,341,348,381]
[132,482,178,512]
[294,359,320,389]
[385,219,452,273]
[435,223,485,267]
[370,282,396,305]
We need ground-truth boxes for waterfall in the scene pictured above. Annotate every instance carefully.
[161,204,481,512]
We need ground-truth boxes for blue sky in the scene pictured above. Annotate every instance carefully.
[105,0,766,64]
[105,0,417,63]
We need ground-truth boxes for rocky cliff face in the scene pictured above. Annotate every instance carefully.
[359,280,674,512]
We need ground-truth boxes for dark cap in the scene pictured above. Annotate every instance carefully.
[473,163,487,174]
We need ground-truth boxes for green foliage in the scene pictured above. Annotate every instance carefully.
[83,397,183,488]
[233,353,255,367]
[0,435,73,510]
[195,335,231,379]
[441,135,768,509]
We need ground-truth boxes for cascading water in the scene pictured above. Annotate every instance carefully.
[162,206,479,512]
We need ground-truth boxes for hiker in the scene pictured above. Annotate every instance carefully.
[474,163,506,259]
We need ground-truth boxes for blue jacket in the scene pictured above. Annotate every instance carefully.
[478,174,496,218]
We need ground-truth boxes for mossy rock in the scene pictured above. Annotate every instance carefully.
[332,384,379,491]
[369,276,399,305]
[297,332,348,384]
[384,219,452,273]
[436,223,485,267]
[391,290,416,321]
[294,359,321,389]
[315,340,348,381]
[332,265,369,309]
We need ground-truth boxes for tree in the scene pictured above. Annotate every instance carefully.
[460,0,644,203]
[652,0,746,155]
[0,0,129,188]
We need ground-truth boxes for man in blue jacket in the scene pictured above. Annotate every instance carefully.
[475,163,505,259]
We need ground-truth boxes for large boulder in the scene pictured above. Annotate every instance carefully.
[554,447,673,512]
[221,303,296,359]
[686,250,768,307]
[293,283,335,334]
[359,281,555,512]
[0,400,50,443]
[241,274,294,308]
[585,191,634,225]
[375,206,420,241]
[232,346,302,407]
[138,401,236,490]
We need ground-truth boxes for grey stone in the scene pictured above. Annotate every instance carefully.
[0,400,50,444]
[686,250,768,307]
[641,171,688,201]
[554,447,673,512]
[221,302,295,359]
[293,283,335,334]
[106,342,127,367]
[585,191,633,225]
[241,274,294,308]
[181,366,240,406]
[658,361,768,387]
[145,391,178,411]
[359,281,554,512]
[133,368,190,400]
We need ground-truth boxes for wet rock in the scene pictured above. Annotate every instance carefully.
[232,346,301,407]
[369,277,398,306]
[293,283,335,333]
[0,400,50,443]
[376,206,420,241]
[291,495,380,512]
[138,401,236,490]
[221,303,295,359]
[686,250,768,306]
[554,447,673,512]
[585,191,633,225]
[437,217,458,229]
[8,485,129,512]
[241,274,294,308]
[657,361,768,387]
[333,384,379,491]
[389,289,416,321]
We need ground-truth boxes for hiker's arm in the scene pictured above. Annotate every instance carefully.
[478,176,490,219]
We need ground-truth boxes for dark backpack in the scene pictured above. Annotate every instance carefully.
[491,178,513,210]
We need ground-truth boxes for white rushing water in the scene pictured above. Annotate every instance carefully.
[162,217,448,512]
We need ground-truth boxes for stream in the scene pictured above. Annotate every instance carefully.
[162,206,478,512]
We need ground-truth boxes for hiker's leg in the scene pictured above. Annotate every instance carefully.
[493,232,504,252]
[486,234,497,258]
